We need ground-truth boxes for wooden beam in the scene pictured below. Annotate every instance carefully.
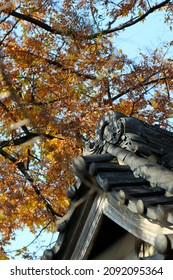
[104,193,173,246]
[71,194,107,259]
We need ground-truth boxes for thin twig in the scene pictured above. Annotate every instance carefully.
[5,220,52,254]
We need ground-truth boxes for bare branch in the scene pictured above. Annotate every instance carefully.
[5,220,52,255]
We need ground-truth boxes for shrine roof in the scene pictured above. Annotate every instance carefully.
[42,111,173,260]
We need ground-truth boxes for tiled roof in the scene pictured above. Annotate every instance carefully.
[42,111,173,260]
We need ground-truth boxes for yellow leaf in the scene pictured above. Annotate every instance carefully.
[0,212,5,221]
[138,76,144,82]
[138,10,143,17]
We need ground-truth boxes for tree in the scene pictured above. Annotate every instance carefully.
[0,0,173,259]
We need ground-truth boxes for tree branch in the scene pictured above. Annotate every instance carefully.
[111,74,172,101]
[17,49,96,80]
[7,10,71,36]
[0,19,20,46]
[5,220,52,256]
[0,133,40,149]
[87,0,172,39]
[47,57,96,80]
[36,52,97,80]
[0,101,30,135]
[4,1,171,40]
[0,131,64,150]
[0,148,62,218]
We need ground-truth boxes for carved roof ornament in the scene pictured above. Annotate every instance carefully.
[85,110,173,160]
[42,111,173,260]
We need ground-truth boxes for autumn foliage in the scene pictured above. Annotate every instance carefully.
[0,0,173,259]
